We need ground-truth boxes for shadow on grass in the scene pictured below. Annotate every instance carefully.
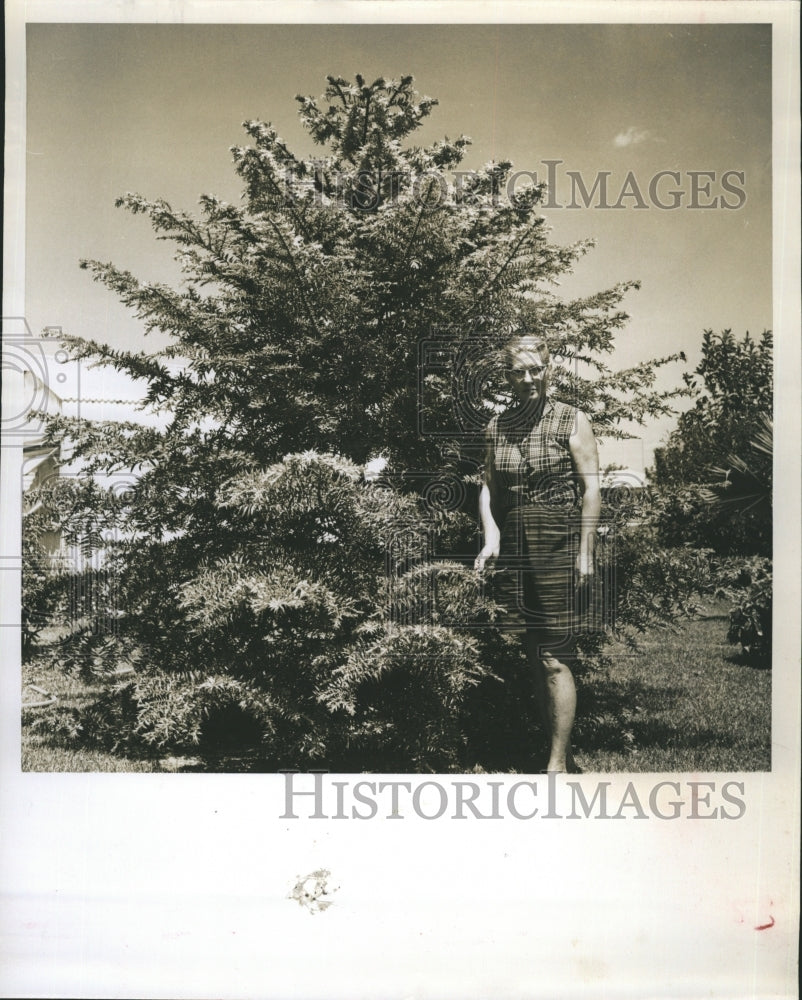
[723,649,772,670]
[574,672,741,756]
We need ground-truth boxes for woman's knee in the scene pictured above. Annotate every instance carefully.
[540,651,572,678]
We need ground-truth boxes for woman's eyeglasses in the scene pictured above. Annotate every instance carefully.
[506,365,550,379]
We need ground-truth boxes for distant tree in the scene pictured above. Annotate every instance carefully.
[650,329,772,555]
[651,328,772,486]
[703,414,772,663]
[33,74,689,770]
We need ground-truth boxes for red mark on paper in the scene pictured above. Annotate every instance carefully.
[755,915,775,931]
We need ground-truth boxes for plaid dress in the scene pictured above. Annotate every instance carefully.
[486,397,584,643]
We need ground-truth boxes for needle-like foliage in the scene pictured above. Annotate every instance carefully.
[31,75,691,769]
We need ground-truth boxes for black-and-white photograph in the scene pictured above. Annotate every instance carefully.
[15,20,775,775]
[2,3,799,998]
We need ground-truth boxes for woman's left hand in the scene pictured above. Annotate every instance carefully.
[576,551,594,579]
[575,551,594,619]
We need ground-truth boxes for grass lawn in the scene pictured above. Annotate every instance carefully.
[573,601,771,773]
[22,655,161,773]
[21,601,770,773]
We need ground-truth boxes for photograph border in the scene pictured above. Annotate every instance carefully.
[2,2,799,998]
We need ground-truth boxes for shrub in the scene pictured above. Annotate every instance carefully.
[21,510,71,653]
[600,524,716,638]
[726,577,771,667]
[713,556,772,667]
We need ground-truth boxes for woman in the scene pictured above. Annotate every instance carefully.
[475,333,600,773]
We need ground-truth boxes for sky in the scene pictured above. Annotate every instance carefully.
[24,22,773,470]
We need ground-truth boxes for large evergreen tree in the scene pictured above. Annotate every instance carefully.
[34,75,687,770]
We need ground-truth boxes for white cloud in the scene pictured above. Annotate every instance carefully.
[613,126,652,148]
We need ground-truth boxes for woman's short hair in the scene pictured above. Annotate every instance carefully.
[501,332,550,366]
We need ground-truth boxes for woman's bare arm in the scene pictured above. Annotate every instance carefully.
[475,437,502,571]
[569,410,601,577]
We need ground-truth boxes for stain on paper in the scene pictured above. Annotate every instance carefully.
[290,868,337,914]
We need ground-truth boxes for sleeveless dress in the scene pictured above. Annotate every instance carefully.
[486,397,585,645]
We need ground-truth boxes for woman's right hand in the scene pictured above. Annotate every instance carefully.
[474,539,500,572]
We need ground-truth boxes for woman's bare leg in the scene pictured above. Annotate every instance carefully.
[524,631,576,772]
[525,633,551,746]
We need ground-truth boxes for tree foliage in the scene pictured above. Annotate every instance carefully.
[650,328,772,487]
[31,74,693,769]
[649,329,772,556]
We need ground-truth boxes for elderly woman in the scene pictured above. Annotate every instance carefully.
[475,333,601,773]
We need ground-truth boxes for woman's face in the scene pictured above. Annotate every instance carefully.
[505,344,551,404]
